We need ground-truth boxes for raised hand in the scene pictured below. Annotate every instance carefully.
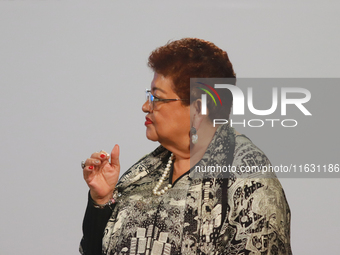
[83,144,120,204]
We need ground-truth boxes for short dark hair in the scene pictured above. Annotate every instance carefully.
[148,38,236,119]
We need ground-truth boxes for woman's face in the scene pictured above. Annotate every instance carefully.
[142,73,191,151]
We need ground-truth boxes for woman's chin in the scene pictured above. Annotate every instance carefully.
[145,130,159,142]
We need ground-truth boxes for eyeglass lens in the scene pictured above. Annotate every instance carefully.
[145,91,154,110]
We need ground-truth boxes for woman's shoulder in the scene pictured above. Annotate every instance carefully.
[234,133,267,158]
[231,132,277,179]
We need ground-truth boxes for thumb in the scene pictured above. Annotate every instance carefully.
[110,144,120,167]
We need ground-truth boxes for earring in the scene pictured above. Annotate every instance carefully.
[191,127,198,144]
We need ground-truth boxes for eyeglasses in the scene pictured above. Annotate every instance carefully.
[145,89,188,111]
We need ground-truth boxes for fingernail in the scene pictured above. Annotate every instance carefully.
[89,166,94,170]
[95,160,100,164]
[100,154,106,158]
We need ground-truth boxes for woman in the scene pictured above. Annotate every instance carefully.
[80,38,292,255]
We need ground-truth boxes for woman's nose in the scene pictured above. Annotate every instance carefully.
[142,100,151,113]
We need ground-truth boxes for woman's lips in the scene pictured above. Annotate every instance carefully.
[145,117,153,125]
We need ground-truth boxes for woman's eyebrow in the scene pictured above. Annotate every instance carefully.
[152,87,167,94]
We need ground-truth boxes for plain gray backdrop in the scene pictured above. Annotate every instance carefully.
[1,1,339,254]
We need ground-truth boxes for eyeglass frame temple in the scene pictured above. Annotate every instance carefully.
[145,89,189,103]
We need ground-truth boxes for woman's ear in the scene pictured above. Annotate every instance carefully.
[191,99,207,130]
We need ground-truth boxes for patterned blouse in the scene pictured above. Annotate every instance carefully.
[80,125,292,255]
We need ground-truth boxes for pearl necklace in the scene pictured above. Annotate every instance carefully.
[153,153,173,196]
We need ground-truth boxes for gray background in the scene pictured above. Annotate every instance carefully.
[0,0,339,254]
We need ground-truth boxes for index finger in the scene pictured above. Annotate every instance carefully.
[90,150,110,161]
